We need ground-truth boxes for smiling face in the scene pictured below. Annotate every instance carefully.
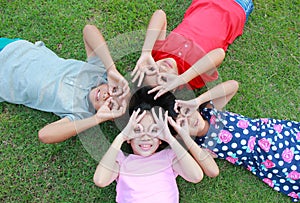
[89,83,110,111]
[129,112,162,157]
[142,57,178,86]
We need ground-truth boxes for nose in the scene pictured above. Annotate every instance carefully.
[140,134,151,140]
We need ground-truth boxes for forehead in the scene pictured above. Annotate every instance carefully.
[143,74,158,87]
[139,111,155,128]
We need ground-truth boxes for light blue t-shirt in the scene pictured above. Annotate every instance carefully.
[0,40,107,121]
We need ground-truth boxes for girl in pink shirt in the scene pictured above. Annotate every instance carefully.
[93,87,219,203]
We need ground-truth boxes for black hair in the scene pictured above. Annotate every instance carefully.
[129,86,178,135]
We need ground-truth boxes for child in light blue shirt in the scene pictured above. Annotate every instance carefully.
[0,25,130,144]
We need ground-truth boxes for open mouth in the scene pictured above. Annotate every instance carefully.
[139,144,152,151]
[193,119,199,127]
[164,60,173,69]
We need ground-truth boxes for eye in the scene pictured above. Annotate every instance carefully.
[112,87,117,93]
[148,66,155,71]
[151,128,158,133]
[134,127,141,133]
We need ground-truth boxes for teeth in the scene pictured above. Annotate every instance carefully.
[97,91,100,101]
[140,144,151,150]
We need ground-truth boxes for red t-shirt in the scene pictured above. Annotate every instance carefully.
[152,0,246,89]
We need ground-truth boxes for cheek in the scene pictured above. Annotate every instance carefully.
[188,123,197,135]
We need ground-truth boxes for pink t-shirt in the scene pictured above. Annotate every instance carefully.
[152,0,246,89]
[115,149,179,203]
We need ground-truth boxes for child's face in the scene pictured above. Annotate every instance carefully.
[143,58,178,86]
[129,112,162,157]
[176,111,203,136]
[89,83,110,111]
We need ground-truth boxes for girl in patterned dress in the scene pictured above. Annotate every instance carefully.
[174,80,300,202]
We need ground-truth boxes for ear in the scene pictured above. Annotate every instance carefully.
[127,140,131,144]
[159,140,162,145]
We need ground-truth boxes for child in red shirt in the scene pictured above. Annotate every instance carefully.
[132,0,254,99]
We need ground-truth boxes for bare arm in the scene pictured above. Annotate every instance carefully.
[38,116,99,144]
[196,80,239,110]
[168,117,219,178]
[94,109,146,187]
[179,48,225,87]
[131,9,167,86]
[175,80,239,118]
[83,24,129,98]
[141,9,167,53]
[83,24,116,72]
[152,109,203,183]
[93,133,124,187]
[38,98,126,144]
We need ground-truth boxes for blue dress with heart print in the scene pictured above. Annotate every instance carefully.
[195,108,300,202]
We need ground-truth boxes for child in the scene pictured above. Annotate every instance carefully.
[0,24,130,143]
[174,80,300,202]
[132,0,254,99]
[93,88,219,203]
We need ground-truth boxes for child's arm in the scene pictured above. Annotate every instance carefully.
[83,24,130,98]
[169,117,219,177]
[38,98,125,144]
[196,79,238,110]
[149,48,225,100]
[94,109,146,187]
[175,80,239,117]
[151,108,203,183]
[93,133,124,187]
[131,10,167,87]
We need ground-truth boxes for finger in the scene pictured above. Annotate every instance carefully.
[174,102,178,113]
[120,85,130,99]
[131,64,140,76]
[119,99,127,108]
[154,89,167,100]
[137,72,145,87]
[167,116,177,128]
[147,85,162,94]
[110,99,119,110]
[131,70,140,83]
[151,108,159,123]
[136,110,146,123]
[163,110,168,124]
[103,97,113,107]
[112,107,125,118]
[131,108,140,120]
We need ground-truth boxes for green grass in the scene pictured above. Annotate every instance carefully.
[0,0,299,202]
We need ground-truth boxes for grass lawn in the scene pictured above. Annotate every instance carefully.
[0,0,299,202]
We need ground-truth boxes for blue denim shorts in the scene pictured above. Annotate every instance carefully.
[0,38,21,52]
[235,0,254,21]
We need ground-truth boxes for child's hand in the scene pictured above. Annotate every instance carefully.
[131,52,158,87]
[96,97,126,122]
[107,71,130,99]
[174,99,199,117]
[121,109,146,141]
[167,116,190,139]
[148,73,183,100]
[151,108,173,143]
